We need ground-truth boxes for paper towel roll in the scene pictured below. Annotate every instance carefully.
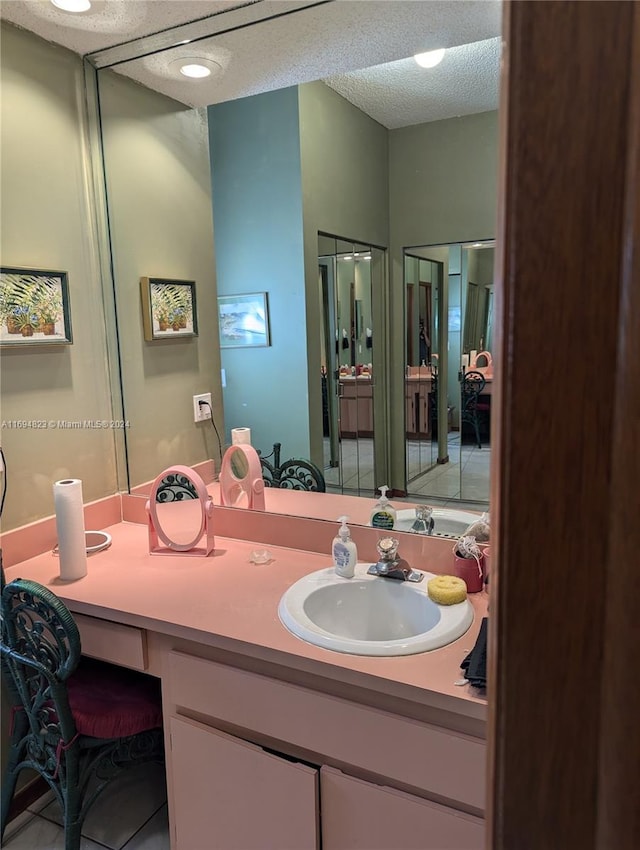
[54,479,87,581]
[231,427,251,446]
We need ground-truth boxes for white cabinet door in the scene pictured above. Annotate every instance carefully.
[321,766,484,850]
[170,715,319,850]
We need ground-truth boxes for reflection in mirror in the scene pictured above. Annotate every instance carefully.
[0,0,504,540]
[147,466,214,555]
[318,234,384,496]
[463,242,495,360]
[404,242,494,506]
[230,450,249,480]
[155,501,204,547]
[96,66,222,494]
[404,253,441,486]
[259,443,326,492]
[92,10,499,525]
[219,444,265,510]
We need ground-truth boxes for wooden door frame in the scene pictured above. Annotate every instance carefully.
[489,2,639,848]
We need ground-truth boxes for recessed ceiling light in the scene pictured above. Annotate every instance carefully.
[168,57,223,80]
[414,48,446,69]
[51,0,91,11]
[180,64,211,79]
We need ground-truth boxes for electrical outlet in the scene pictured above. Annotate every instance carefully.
[193,393,212,423]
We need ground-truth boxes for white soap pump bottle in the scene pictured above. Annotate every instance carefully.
[332,516,357,579]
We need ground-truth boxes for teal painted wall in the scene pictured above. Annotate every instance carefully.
[208,88,310,459]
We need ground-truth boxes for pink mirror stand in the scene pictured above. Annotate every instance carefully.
[219,444,266,511]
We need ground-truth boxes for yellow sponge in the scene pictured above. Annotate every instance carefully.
[427,575,467,605]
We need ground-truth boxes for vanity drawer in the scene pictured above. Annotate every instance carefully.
[76,614,148,671]
[167,651,485,811]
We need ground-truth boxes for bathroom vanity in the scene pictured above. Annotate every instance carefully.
[3,508,488,850]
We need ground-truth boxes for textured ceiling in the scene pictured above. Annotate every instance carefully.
[325,37,501,129]
[1,0,502,125]
[0,0,257,54]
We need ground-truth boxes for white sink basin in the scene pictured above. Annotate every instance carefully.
[392,508,481,538]
[278,564,473,656]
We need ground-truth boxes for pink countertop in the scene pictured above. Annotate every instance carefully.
[4,519,488,723]
[238,486,385,526]
[214,484,482,528]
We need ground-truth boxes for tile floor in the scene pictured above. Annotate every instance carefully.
[324,434,491,506]
[2,763,169,850]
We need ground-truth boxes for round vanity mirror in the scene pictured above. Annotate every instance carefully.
[230,448,249,481]
[155,498,204,548]
[219,444,265,511]
[146,466,214,556]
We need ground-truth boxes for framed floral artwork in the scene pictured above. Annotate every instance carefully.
[0,267,72,346]
[140,277,198,341]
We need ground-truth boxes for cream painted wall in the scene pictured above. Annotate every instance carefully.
[0,20,121,791]
[0,23,117,531]
[476,248,495,287]
[0,24,224,790]
[298,90,497,490]
[99,71,223,489]
[388,111,499,489]
[298,81,389,474]
[389,111,498,249]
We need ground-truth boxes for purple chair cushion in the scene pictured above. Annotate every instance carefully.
[66,658,163,739]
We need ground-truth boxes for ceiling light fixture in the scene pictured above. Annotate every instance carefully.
[51,0,91,11]
[414,48,446,69]
[180,64,211,79]
[168,57,223,81]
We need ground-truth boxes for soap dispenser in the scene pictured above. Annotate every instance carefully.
[370,486,396,530]
[332,516,357,578]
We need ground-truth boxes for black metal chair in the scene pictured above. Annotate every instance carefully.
[155,471,197,501]
[258,442,326,492]
[0,578,164,850]
[460,369,490,448]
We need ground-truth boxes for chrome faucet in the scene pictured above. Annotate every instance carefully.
[410,505,435,535]
[367,537,424,583]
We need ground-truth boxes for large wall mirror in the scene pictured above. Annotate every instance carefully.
[89,1,500,526]
[318,234,386,495]
[404,242,494,506]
